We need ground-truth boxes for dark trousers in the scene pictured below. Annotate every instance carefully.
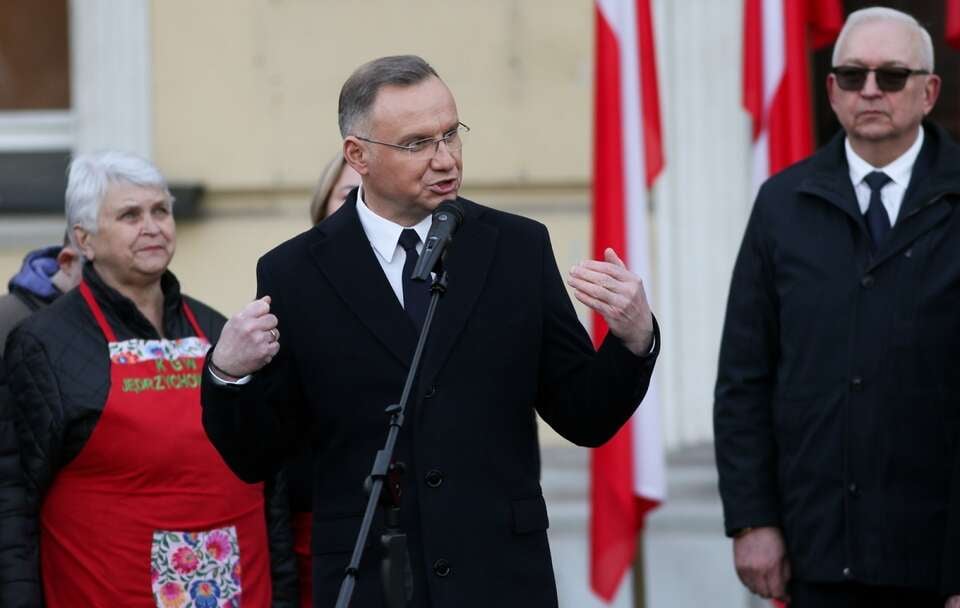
[788,580,943,608]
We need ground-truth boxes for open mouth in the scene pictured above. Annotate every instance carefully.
[429,178,458,195]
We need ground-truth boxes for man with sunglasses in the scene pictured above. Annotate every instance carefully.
[715,7,960,608]
[200,55,659,608]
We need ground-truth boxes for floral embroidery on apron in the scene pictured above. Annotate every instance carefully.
[151,526,242,608]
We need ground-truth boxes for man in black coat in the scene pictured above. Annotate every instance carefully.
[201,55,659,608]
[715,7,960,608]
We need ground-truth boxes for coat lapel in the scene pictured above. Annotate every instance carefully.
[797,132,865,229]
[419,199,498,383]
[308,196,417,368]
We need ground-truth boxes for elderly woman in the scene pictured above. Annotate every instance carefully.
[2,151,295,607]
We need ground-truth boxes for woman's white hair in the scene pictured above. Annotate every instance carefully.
[832,7,934,71]
[65,150,172,245]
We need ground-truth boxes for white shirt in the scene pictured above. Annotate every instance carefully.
[845,126,924,227]
[355,187,432,307]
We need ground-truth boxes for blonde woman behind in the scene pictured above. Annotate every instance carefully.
[308,153,362,225]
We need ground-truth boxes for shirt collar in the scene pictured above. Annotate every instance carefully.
[845,126,924,188]
[355,187,432,263]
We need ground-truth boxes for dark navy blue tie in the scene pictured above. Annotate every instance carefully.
[864,171,892,249]
[398,229,429,330]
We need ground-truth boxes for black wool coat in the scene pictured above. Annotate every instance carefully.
[202,194,658,608]
[715,122,960,595]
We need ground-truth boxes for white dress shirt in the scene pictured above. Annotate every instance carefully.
[845,126,924,227]
[355,187,432,307]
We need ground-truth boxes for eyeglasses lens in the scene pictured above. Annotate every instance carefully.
[835,67,912,92]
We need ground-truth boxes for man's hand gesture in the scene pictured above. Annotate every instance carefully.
[568,247,654,355]
[210,296,280,379]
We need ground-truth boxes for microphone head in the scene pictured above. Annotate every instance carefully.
[434,199,464,226]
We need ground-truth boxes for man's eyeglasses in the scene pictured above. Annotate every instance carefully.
[830,66,929,92]
[356,122,470,160]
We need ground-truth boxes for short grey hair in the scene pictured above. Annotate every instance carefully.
[338,55,439,137]
[65,151,172,245]
[832,7,934,72]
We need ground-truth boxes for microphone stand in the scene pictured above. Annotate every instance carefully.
[335,269,449,608]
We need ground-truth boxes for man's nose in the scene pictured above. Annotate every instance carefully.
[430,140,457,169]
[861,71,883,96]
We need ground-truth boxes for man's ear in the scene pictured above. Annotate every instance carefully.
[343,137,370,176]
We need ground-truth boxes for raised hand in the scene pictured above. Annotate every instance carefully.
[567,247,654,355]
[210,296,280,378]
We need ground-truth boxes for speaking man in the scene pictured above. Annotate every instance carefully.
[715,7,960,607]
[201,55,659,607]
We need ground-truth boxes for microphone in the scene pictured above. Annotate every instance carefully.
[411,200,464,281]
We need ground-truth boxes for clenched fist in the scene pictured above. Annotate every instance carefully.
[210,296,280,378]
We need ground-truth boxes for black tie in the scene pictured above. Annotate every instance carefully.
[398,229,429,330]
[864,171,893,249]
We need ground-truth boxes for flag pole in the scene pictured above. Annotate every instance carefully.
[632,531,646,608]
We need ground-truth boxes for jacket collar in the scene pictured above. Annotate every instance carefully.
[307,190,497,372]
[801,122,960,213]
[798,122,960,269]
[82,262,186,340]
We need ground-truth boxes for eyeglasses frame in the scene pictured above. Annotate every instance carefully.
[354,122,471,157]
[829,65,930,92]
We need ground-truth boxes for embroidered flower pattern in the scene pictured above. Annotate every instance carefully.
[171,547,199,575]
[152,526,241,608]
[158,581,187,608]
[110,337,210,364]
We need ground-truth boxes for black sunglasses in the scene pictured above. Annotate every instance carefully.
[830,66,930,92]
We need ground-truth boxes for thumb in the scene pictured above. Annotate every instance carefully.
[604,247,626,268]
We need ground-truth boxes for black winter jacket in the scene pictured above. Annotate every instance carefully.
[1,264,298,607]
[715,123,960,595]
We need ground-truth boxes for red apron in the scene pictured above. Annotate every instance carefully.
[40,281,271,607]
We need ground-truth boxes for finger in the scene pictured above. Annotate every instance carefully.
[250,314,279,333]
[604,247,626,268]
[568,277,627,311]
[572,287,618,319]
[766,564,786,600]
[569,265,624,293]
[573,260,634,282]
[740,570,765,598]
[243,298,271,319]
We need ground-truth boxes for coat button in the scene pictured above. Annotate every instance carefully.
[850,376,863,391]
[424,385,437,399]
[904,248,913,258]
[860,274,875,288]
[848,483,859,497]
[842,566,852,578]
[425,469,444,488]
[433,558,452,577]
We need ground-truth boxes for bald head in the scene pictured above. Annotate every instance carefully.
[832,7,933,71]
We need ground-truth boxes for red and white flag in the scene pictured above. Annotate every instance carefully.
[589,0,665,602]
[743,0,842,191]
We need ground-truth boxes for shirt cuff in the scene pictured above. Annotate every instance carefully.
[207,365,253,386]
